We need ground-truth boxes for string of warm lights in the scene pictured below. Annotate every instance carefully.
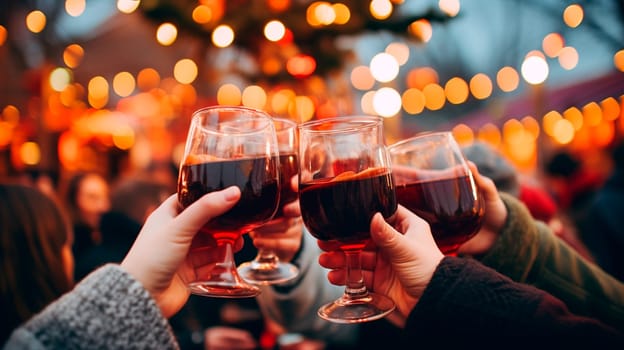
[0,1,622,175]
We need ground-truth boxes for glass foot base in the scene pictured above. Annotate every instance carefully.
[238,262,299,286]
[318,292,395,324]
[188,281,260,298]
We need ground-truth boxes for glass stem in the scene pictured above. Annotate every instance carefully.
[252,248,279,270]
[344,250,369,300]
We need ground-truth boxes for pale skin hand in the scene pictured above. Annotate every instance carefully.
[318,205,444,322]
[249,200,303,262]
[121,187,243,318]
[456,162,509,256]
[250,175,303,262]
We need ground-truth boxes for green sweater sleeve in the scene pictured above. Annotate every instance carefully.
[478,193,624,331]
[3,264,179,350]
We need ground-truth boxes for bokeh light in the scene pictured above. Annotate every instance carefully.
[370,0,393,20]
[264,20,286,42]
[212,25,235,48]
[444,77,469,104]
[117,0,141,14]
[469,73,493,100]
[156,23,178,46]
[217,83,242,106]
[373,87,401,117]
[439,0,461,17]
[402,88,425,115]
[242,85,267,109]
[350,65,375,91]
[370,53,399,83]
[563,4,584,28]
[542,33,564,58]
[113,72,136,97]
[558,46,579,70]
[50,68,72,92]
[26,10,46,33]
[521,54,549,85]
[174,59,198,84]
[496,66,519,92]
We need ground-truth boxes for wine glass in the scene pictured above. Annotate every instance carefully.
[388,131,485,256]
[298,116,397,323]
[238,117,300,285]
[177,105,281,298]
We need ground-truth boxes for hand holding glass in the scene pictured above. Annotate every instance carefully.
[238,117,300,285]
[388,132,484,256]
[177,106,280,298]
[298,116,397,323]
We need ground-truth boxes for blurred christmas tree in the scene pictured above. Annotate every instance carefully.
[139,0,452,83]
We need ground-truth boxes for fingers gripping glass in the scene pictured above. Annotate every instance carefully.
[238,117,300,285]
[298,116,397,323]
[177,106,281,298]
[388,132,485,256]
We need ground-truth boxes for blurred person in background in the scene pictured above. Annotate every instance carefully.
[0,183,74,345]
[579,142,624,281]
[462,141,594,261]
[74,177,170,281]
[61,172,111,263]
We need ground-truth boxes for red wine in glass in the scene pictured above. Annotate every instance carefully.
[300,167,397,250]
[178,157,280,245]
[177,105,280,298]
[395,175,484,255]
[389,131,484,256]
[274,153,299,218]
[237,116,301,286]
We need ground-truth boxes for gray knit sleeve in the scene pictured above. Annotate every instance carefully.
[3,264,179,350]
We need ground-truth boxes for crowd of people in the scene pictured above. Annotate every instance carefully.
[1,139,624,349]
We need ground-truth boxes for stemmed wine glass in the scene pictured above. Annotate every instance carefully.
[388,131,485,256]
[298,116,397,323]
[238,117,300,285]
[177,105,281,298]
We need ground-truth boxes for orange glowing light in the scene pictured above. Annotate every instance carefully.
[423,83,445,111]
[409,19,432,42]
[477,123,502,147]
[583,102,602,127]
[192,5,213,23]
[542,33,564,57]
[470,73,493,100]
[444,77,469,104]
[563,107,583,131]
[591,120,615,147]
[350,65,375,91]
[406,67,438,89]
[614,50,624,72]
[563,4,584,28]
[402,88,425,114]
[63,44,84,68]
[601,97,620,121]
[286,54,316,78]
[268,0,291,12]
[452,124,474,146]
[496,66,519,92]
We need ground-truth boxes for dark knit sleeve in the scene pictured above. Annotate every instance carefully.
[404,257,622,344]
[4,264,178,350]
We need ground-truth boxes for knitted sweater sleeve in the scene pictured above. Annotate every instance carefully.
[405,257,622,344]
[3,264,178,350]
[479,193,624,331]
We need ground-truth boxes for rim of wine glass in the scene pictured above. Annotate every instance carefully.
[298,115,382,134]
[387,130,456,151]
[272,117,298,131]
[191,105,275,135]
